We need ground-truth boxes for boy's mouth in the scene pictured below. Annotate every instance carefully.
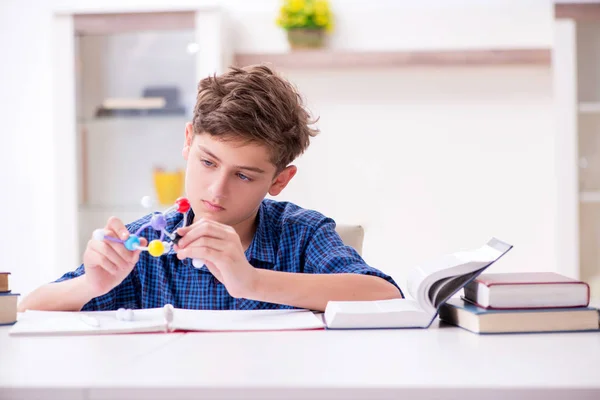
[202,200,225,212]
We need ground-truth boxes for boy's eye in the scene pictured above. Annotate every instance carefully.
[237,173,251,182]
[201,159,214,167]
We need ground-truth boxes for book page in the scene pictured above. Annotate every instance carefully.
[406,255,458,300]
[372,299,424,313]
[323,298,431,329]
[429,270,482,308]
[406,238,513,316]
[10,308,325,336]
[173,308,325,332]
[9,308,166,336]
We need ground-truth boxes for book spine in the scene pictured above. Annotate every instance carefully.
[484,281,590,306]
[483,281,589,288]
[475,303,591,310]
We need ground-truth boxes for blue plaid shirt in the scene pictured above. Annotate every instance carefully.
[56,199,402,310]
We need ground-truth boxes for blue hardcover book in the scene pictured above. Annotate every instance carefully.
[0,292,19,326]
[439,298,600,334]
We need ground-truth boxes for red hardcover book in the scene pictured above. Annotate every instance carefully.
[463,272,590,309]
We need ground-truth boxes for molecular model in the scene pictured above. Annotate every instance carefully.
[116,304,175,327]
[93,196,191,257]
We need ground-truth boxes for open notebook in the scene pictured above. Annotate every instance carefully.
[9,307,325,336]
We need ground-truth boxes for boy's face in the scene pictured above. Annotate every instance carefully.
[182,123,296,227]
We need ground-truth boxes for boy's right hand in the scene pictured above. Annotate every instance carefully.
[82,217,147,297]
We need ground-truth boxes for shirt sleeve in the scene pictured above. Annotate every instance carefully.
[54,263,140,311]
[303,219,404,297]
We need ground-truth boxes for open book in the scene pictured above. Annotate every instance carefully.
[324,238,513,329]
[9,307,325,336]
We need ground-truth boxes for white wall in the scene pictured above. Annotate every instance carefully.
[0,0,556,296]
[227,0,553,52]
[0,1,57,294]
[277,66,553,290]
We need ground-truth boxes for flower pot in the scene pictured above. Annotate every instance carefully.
[287,28,325,49]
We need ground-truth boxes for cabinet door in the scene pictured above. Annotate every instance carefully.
[577,21,600,284]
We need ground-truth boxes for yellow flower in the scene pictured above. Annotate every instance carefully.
[305,1,315,14]
[288,0,305,13]
[297,15,308,26]
[277,0,333,32]
[314,0,329,14]
[314,15,327,27]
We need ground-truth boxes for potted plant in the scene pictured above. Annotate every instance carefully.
[276,0,334,49]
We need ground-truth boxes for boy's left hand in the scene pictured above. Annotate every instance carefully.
[173,219,257,298]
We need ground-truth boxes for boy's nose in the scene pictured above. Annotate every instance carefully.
[208,174,228,198]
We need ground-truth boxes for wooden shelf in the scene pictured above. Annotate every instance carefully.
[555,3,600,22]
[233,48,552,69]
[74,12,195,35]
[77,114,188,124]
[579,102,600,114]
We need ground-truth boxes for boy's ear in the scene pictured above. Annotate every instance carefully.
[182,122,194,160]
[268,165,297,196]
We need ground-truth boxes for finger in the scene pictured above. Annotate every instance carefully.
[175,224,193,236]
[176,217,220,232]
[176,236,227,253]
[87,248,119,276]
[127,237,148,255]
[176,221,229,249]
[175,217,207,235]
[130,237,149,264]
[176,217,229,236]
[203,260,223,283]
[176,245,222,264]
[109,236,139,264]
[198,218,232,230]
[105,216,130,240]
[90,239,131,271]
[101,235,147,265]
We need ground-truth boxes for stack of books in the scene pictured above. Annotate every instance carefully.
[0,272,18,326]
[439,272,600,334]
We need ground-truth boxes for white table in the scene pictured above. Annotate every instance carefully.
[1,321,599,400]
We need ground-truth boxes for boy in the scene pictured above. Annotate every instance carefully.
[19,65,402,313]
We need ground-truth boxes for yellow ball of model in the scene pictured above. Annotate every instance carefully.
[147,240,166,257]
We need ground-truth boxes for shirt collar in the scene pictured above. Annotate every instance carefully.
[165,202,275,264]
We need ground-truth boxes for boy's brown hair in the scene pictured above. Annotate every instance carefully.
[192,64,319,172]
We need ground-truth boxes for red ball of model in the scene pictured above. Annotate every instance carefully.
[176,197,191,213]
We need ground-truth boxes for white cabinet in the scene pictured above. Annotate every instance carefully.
[53,8,229,264]
[577,21,600,284]
[554,2,600,283]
